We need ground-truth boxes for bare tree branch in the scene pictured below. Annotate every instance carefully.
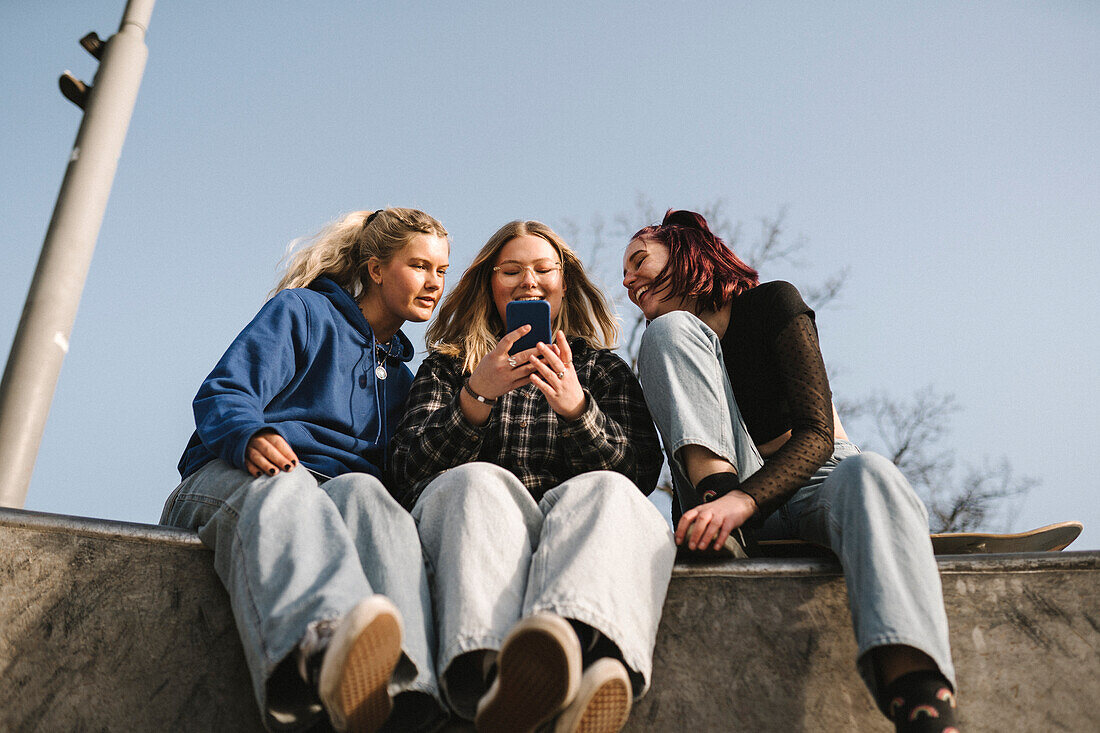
[803,267,850,311]
[741,208,803,270]
[843,387,1034,533]
[925,458,1034,533]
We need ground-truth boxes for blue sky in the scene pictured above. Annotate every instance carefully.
[2,2,1097,548]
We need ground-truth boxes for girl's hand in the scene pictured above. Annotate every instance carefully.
[529,331,586,420]
[675,489,757,551]
[467,325,541,400]
[245,429,299,478]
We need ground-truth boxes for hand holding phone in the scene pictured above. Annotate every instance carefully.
[527,330,586,420]
[461,301,554,423]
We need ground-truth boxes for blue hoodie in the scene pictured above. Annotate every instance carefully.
[178,277,415,481]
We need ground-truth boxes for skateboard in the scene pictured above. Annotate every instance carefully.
[753,521,1084,559]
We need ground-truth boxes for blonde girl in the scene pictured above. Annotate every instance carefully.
[162,208,449,733]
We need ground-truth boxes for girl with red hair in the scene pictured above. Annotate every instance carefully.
[623,210,960,733]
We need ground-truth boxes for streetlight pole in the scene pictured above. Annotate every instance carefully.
[0,0,156,508]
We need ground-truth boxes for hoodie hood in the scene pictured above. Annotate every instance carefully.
[308,276,414,363]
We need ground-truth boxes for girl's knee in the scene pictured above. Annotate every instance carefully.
[558,471,665,526]
[563,470,634,499]
[590,470,642,501]
[643,310,703,340]
[830,452,928,519]
[418,462,529,513]
[835,451,897,483]
[242,466,317,505]
[638,311,706,360]
[227,467,330,527]
[325,472,400,514]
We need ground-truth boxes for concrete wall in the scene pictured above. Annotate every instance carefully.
[1,509,261,731]
[632,555,1100,731]
[2,507,1099,732]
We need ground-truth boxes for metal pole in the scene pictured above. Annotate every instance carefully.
[0,0,156,508]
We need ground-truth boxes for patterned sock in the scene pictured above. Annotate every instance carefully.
[882,670,960,733]
[569,619,622,668]
[296,617,340,693]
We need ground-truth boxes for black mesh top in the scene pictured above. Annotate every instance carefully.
[719,281,835,519]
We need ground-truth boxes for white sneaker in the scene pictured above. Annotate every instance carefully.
[318,596,404,733]
[474,613,582,733]
[553,657,633,733]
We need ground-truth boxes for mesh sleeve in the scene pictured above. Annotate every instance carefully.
[739,313,834,520]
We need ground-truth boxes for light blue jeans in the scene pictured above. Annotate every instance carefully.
[161,459,438,731]
[411,462,676,719]
[636,311,956,702]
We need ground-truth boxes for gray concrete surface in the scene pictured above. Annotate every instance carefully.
[2,507,1098,731]
[630,554,1100,731]
[1,508,262,731]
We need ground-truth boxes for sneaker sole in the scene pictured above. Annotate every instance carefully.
[320,596,404,733]
[475,614,582,733]
[555,658,632,733]
[723,530,749,558]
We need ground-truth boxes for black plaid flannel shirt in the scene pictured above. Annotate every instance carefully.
[388,339,662,508]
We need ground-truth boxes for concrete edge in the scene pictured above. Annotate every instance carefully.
[0,506,202,548]
[674,550,1100,577]
[5,507,1098,576]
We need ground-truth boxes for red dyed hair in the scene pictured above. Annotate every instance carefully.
[631,209,759,313]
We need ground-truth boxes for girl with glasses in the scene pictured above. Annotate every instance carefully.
[389,220,674,733]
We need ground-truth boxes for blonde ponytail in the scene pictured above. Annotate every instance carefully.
[273,208,448,298]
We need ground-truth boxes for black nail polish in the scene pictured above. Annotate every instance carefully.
[268,468,276,476]
[284,464,292,471]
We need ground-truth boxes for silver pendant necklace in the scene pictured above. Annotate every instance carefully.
[375,343,388,380]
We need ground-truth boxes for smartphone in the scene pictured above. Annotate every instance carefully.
[505,299,552,355]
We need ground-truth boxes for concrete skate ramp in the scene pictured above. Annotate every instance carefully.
[2,507,1098,731]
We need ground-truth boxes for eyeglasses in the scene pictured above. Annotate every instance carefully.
[491,262,563,286]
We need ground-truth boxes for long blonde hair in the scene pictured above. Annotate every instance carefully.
[273,208,448,298]
[428,220,618,373]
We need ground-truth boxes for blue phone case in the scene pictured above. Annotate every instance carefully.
[506,300,552,355]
